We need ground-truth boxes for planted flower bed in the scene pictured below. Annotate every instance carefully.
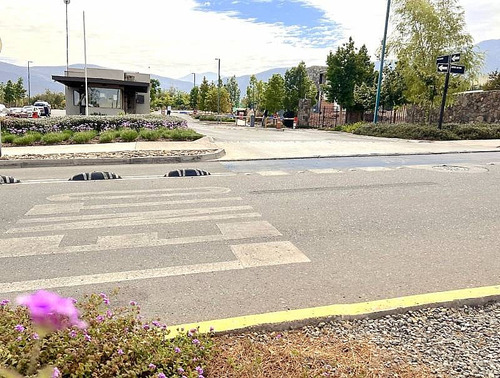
[0,115,203,146]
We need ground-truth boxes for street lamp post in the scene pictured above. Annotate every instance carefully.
[27,60,33,105]
[64,0,70,75]
[374,0,391,124]
[215,58,220,120]
[191,72,196,88]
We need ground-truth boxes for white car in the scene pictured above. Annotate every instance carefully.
[0,104,7,117]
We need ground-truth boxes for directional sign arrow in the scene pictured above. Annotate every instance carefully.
[437,63,449,73]
[436,55,449,64]
[451,53,461,63]
[450,64,465,75]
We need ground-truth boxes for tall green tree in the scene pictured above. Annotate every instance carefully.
[225,76,240,109]
[380,63,407,110]
[326,37,375,112]
[0,82,5,103]
[4,80,16,106]
[263,74,285,113]
[31,90,66,109]
[483,70,500,90]
[206,86,231,113]
[246,75,265,111]
[190,86,199,109]
[284,61,316,113]
[197,77,210,111]
[14,78,26,105]
[150,78,161,107]
[388,0,483,112]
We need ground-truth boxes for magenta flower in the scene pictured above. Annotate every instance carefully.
[178,367,184,373]
[99,293,110,305]
[32,332,39,340]
[149,363,156,370]
[69,330,77,338]
[195,366,203,375]
[96,315,104,323]
[192,339,200,346]
[174,347,181,353]
[15,324,25,332]
[143,324,150,330]
[117,349,124,355]
[84,334,91,342]
[17,290,86,332]
[209,326,215,332]
[0,299,10,306]
[158,374,166,378]
[129,301,137,306]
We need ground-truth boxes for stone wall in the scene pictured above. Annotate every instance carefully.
[407,90,500,124]
[444,90,500,123]
[298,99,311,126]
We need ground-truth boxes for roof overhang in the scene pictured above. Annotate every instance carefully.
[52,75,149,92]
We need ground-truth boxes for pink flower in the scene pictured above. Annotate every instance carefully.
[192,339,200,346]
[52,367,61,378]
[32,333,39,340]
[69,330,77,338]
[0,299,10,306]
[99,293,110,305]
[96,315,104,322]
[117,349,124,355]
[174,347,181,353]
[15,324,25,332]
[158,374,166,378]
[149,363,156,370]
[129,301,137,306]
[17,290,86,331]
[84,334,91,342]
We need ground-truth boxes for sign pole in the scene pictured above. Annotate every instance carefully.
[438,66,450,129]
[374,0,391,124]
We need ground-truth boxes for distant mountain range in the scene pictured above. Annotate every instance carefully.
[1,40,498,96]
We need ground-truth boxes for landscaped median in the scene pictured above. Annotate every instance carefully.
[330,122,500,140]
[0,115,203,146]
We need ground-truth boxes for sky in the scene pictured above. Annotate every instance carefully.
[0,0,499,80]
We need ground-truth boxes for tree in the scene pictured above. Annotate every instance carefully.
[263,74,285,113]
[246,75,264,111]
[4,80,16,106]
[31,90,66,109]
[284,61,316,114]
[14,78,26,105]
[225,76,240,109]
[197,77,210,111]
[354,81,377,112]
[483,70,500,90]
[206,86,231,113]
[189,86,199,109]
[380,63,407,110]
[326,37,375,112]
[150,79,161,107]
[0,82,5,103]
[388,0,483,112]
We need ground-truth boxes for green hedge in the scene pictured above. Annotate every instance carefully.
[194,114,234,123]
[352,123,500,141]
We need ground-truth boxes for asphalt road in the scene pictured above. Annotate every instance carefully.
[1,155,499,326]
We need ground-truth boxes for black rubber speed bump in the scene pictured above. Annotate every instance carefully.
[69,172,122,181]
[165,169,211,177]
[0,175,20,184]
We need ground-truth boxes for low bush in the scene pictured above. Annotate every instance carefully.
[98,131,116,143]
[162,128,202,141]
[353,123,459,140]
[195,114,234,123]
[12,134,38,146]
[26,131,43,142]
[2,133,16,144]
[71,130,98,144]
[139,129,161,141]
[120,128,139,142]
[41,132,68,145]
[0,291,212,377]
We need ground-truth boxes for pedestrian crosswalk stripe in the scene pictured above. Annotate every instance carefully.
[308,169,343,174]
[256,171,290,176]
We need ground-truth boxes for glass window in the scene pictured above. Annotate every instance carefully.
[88,87,121,109]
[73,90,81,106]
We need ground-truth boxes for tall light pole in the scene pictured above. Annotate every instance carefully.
[215,58,220,118]
[374,0,391,124]
[64,0,70,75]
[27,60,33,105]
[191,72,196,88]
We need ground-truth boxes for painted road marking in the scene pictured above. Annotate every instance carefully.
[256,171,290,176]
[26,197,243,216]
[357,167,395,172]
[47,187,231,202]
[308,169,343,174]
[9,207,259,233]
[0,221,282,258]
[169,284,500,337]
[0,240,310,294]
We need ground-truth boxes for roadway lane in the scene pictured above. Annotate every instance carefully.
[1,159,499,325]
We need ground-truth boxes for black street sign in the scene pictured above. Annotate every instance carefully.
[436,55,449,64]
[450,53,461,63]
[450,64,465,74]
[437,63,449,73]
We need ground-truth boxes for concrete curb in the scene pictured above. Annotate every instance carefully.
[168,285,500,337]
[215,149,500,162]
[0,149,226,169]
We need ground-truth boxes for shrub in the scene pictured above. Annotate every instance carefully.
[41,132,67,145]
[0,292,213,377]
[12,134,38,146]
[71,130,98,144]
[120,128,139,142]
[139,129,161,141]
[161,128,202,141]
[341,122,364,133]
[2,133,16,144]
[26,131,43,142]
[99,131,116,143]
[353,123,459,140]
[196,114,234,123]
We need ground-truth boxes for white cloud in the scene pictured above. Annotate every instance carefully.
[0,0,498,79]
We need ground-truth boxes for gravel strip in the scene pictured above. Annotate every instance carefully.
[0,149,218,160]
[303,302,500,377]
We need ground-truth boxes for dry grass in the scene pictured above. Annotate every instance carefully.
[205,329,434,378]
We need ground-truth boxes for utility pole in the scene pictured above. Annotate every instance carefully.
[64,0,70,74]
[374,0,391,124]
[28,60,33,105]
[192,72,196,88]
[215,58,220,122]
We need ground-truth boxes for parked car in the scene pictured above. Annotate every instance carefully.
[22,106,43,118]
[33,101,51,116]
[0,104,7,117]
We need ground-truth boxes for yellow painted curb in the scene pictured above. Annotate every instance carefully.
[168,284,500,337]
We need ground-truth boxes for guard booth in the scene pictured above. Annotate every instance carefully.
[234,108,247,126]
